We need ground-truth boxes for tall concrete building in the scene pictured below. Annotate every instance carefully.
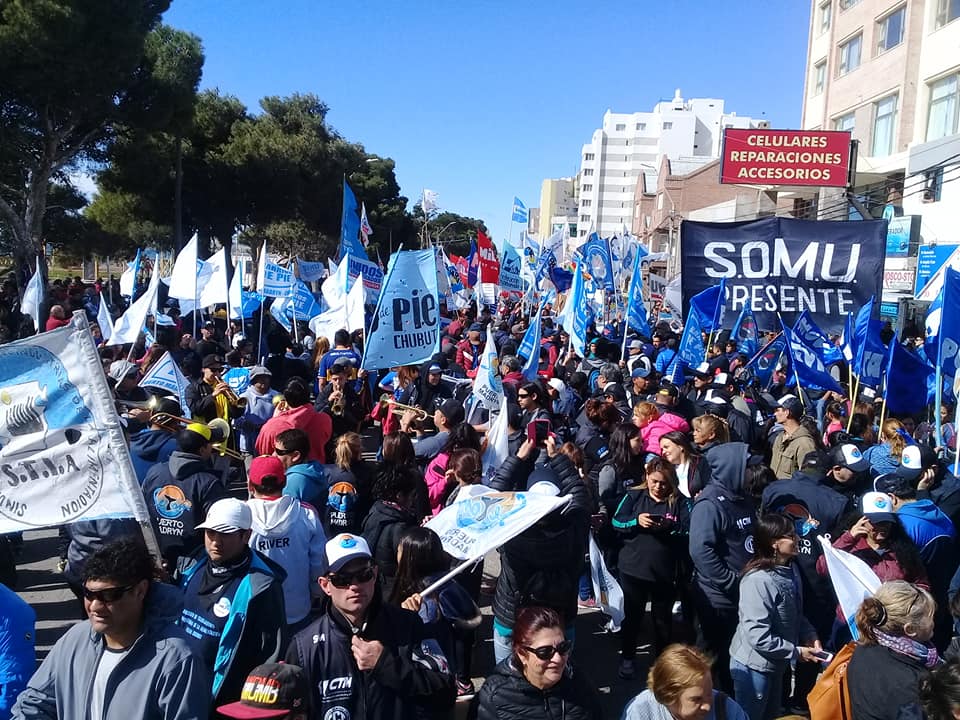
[576,91,765,239]
[537,176,579,242]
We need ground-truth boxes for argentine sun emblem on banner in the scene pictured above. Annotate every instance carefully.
[361,249,440,370]
[0,313,151,533]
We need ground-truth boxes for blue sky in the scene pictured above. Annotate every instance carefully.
[163,0,812,243]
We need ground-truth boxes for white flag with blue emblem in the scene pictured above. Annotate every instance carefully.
[818,536,881,640]
[511,196,528,224]
[139,351,190,416]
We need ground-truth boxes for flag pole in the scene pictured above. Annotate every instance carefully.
[953,399,960,476]
[846,369,861,432]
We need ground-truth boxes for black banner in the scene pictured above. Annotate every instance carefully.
[680,216,886,334]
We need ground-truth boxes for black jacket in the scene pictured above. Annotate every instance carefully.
[286,594,455,720]
[184,377,243,423]
[847,643,928,720]
[361,500,419,601]
[470,658,602,720]
[612,489,691,584]
[488,454,591,629]
[141,451,229,570]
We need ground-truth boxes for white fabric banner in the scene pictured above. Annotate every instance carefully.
[589,534,625,631]
[167,233,205,301]
[818,536,882,641]
[425,485,569,562]
[107,263,160,347]
[21,257,42,333]
[472,325,503,411]
[197,247,229,307]
[96,293,112,341]
[0,313,151,532]
[480,395,510,483]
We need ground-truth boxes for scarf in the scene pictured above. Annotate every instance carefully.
[874,628,940,668]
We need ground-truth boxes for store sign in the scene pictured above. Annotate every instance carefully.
[915,245,958,295]
[883,268,915,292]
[719,129,852,187]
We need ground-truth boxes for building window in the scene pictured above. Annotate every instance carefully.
[582,184,593,192]
[927,73,960,141]
[833,111,856,132]
[580,214,590,222]
[663,121,673,130]
[813,60,827,95]
[582,199,592,207]
[584,153,595,161]
[820,0,832,33]
[580,230,587,237]
[876,6,905,54]
[871,94,898,157]
[837,34,862,76]
[839,0,859,9]
[615,123,626,131]
[935,0,960,28]
[583,168,593,176]
[636,122,646,130]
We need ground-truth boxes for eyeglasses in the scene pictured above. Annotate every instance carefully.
[522,640,572,660]
[274,446,294,456]
[327,565,375,588]
[517,393,530,399]
[83,584,134,603]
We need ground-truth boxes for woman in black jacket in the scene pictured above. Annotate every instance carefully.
[360,463,420,601]
[471,605,602,720]
[488,436,591,664]
[612,456,691,680]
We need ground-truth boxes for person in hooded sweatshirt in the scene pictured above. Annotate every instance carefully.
[141,422,230,574]
[127,397,181,485]
[273,428,328,510]
[689,441,757,694]
[239,366,279,454]
[246,455,327,633]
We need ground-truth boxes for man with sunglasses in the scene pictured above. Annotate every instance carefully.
[13,539,210,720]
[286,534,455,719]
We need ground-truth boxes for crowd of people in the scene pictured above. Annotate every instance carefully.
[3,277,960,719]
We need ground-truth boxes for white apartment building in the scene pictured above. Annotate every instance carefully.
[537,176,579,243]
[576,90,765,238]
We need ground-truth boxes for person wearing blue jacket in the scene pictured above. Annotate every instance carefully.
[13,538,210,720]
[127,398,181,485]
[0,583,34,720]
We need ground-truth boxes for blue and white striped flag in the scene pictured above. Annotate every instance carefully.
[512,196,528,223]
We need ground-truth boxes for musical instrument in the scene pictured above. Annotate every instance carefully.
[272,394,289,413]
[377,393,429,421]
[116,398,158,410]
[149,412,246,461]
[211,372,248,410]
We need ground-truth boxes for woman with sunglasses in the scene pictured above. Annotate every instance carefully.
[729,513,821,720]
[471,605,602,720]
[847,581,940,720]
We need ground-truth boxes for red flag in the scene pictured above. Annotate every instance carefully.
[477,231,500,284]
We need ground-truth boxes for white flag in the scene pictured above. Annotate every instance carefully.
[167,233,201,301]
[589,535,625,631]
[425,484,569,562]
[107,262,160,346]
[481,394,510,483]
[310,263,366,341]
[321,256,350,309]
[345,267,366,333]
[96,293,112,342]
[21,257,43,333]
[229,260,245,320]
[360,202,373,246]
[471,324,503,411]
[818,536,882,640]
[197,247,229,307]
[139,351,190,417]
[422,188,439,214]
[0,313,152,533]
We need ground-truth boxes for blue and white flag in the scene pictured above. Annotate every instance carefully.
[511,196,528,224]
[222,367,250,396]
[731,303,759,357]
[139,350,190,416]
[345,253,384,304]
[339,179,367,262]
[841,312,855,364]
[854,315,887,389]
[361,250,440,371]
[746,333,786,388]
[119,249,142,298]
[689,279,726,333]
[21,257,43,333]
[499,242,524,296]
[0,313,151,534]
[518,306,543,382]
[818,536,881,641]
[559,263,590,358]
[442,250,464,294]
[670,307,707,381]
[885,341,935,416]
[471,324,503,412]
[576,233,615,293]
[780,320,844,393]
[793,310,842,366]
[625,245,651,338]
[927,267,960,377]
[296,258,327,283]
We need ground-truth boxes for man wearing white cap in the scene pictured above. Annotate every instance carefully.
[286,533,455,719]
[178,498,287,711]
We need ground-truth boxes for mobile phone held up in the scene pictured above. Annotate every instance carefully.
[526,419,552,445]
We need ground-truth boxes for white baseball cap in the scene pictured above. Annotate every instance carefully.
[547,378,565,392]
[861,490,897,524]
[325,534,372,573]
[897,445,923,479]
[196,498,252,533]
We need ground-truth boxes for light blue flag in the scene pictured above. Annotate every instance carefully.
[561,263,590,358]
[625,246,651,338]
[780,320,844,394]
[577,232,615,293]
[675,307,707,369]
[519,306,543,382]
[731,304,759,357]
[361,249,440,370]
[223,367,250,395]
[340,180,367,262]
[689,279,726,333]
[260,261,294,298]
[793,310,843,366]
[512,196,528,223]
[499,242,524,296]
[297,258,326,282]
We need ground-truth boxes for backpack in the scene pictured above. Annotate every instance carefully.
[807,641,856,720]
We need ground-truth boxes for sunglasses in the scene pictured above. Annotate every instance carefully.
[522,640,572,660]
[327,565,375,588]
[83,584,134,603]
[517,393,530,399]
[274,447,294,456]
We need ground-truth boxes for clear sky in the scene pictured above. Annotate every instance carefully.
[163,0,812,244]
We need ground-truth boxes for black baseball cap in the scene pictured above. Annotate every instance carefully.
[439,399,465,426]
[217,662,309,718]
[202,354,225,370]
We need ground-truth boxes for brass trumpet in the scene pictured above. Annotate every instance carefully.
[149,412,246,461]
[378,394,429,421]
[212,372,248,410]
